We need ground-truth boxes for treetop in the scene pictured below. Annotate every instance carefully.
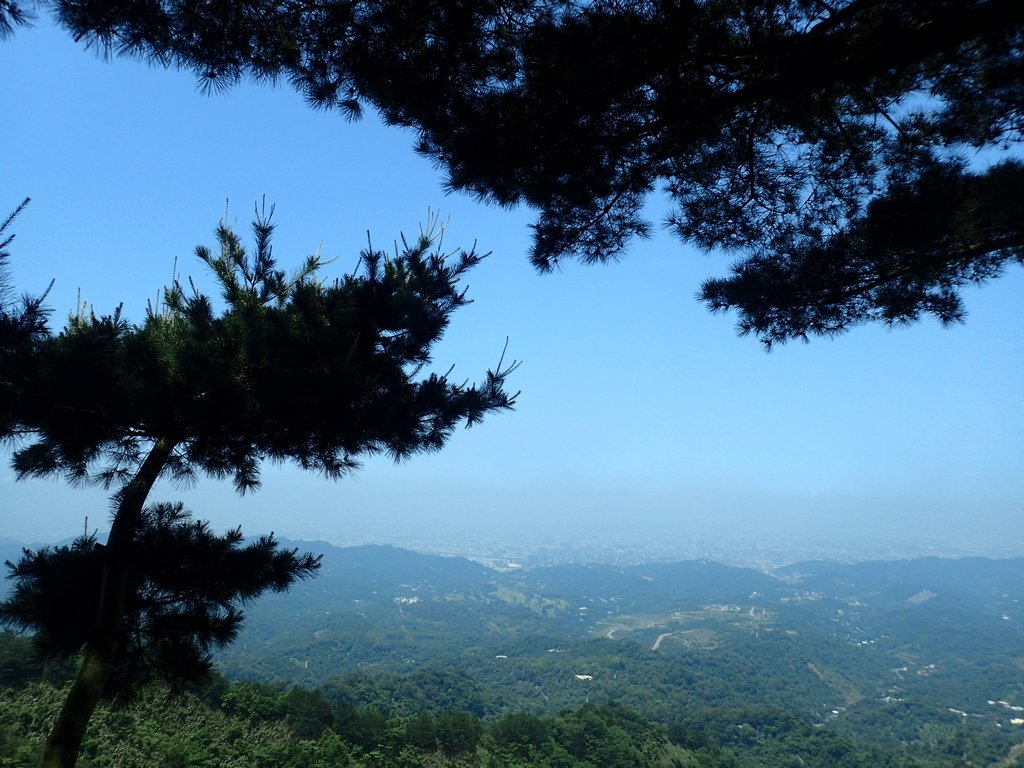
[1,204,518,493]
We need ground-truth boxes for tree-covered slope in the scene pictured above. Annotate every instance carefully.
[203,544,1024,766]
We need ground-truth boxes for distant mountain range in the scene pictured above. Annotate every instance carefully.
[262,538,1024,615]
[5,535,1020,623]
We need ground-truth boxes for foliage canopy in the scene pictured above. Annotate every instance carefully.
[20,0,1024,344]
[3,205,515,492]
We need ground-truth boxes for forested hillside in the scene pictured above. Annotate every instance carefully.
[3,634,1021,768]
[3,546,1022,766]
[213,546,1024,765]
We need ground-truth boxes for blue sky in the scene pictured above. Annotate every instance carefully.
[2,18,1022,558]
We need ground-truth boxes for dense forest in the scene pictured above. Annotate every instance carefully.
[2,548,1022,766]
[2,631,1021,768]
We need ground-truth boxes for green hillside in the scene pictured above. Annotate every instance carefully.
[3,545,1022,766]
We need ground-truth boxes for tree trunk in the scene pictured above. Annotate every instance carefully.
[39,437,176,768]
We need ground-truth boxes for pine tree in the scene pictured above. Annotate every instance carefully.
[33,0,1024,345]
[0,502,321,698]
[0,202,517,767]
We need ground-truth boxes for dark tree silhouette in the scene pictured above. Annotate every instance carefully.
[32,0,1024,344]
[0,202,517,767]
[1,503,321,698]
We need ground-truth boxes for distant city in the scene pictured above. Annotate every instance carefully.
[307,520,1024,571]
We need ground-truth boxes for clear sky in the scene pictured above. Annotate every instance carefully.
[2,19,1022,559]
